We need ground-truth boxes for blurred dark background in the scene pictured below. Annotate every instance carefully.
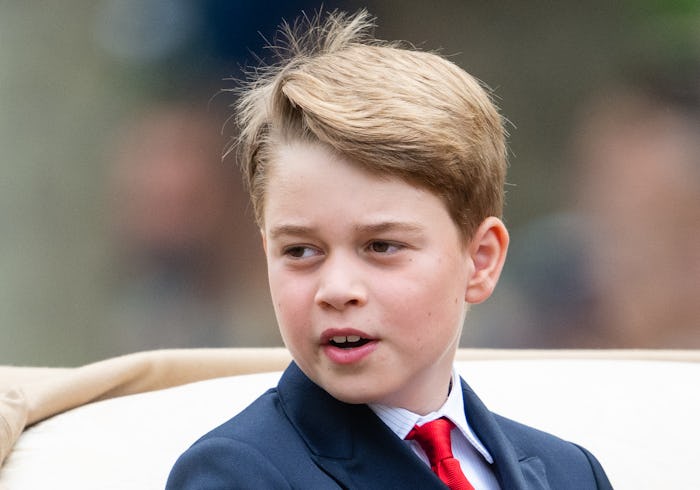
[1,1,698,365]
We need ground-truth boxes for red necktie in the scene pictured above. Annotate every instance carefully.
[406,417,475,490]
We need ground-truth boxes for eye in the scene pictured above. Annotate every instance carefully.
[368,240,402,254]
[283,245,320,259]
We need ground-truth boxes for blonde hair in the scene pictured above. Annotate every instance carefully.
[234,10,507,240]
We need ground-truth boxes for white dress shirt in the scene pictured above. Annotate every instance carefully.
[369,368,500,489]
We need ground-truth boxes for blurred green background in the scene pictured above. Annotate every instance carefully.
[2,1,698,366]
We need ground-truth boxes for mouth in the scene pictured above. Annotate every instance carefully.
[321,329,379,364]
[328,335,372,349]
[321,328,377,349]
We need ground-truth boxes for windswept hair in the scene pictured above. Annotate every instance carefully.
[233,9,507,240]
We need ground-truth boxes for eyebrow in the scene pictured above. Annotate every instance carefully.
[267,224,317,240]
[267,221,424,240]
[352,221,424,235]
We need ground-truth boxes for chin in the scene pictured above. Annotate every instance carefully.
[322,382,387,406]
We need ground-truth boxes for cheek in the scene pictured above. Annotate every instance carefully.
[411,256,466,301]
[394,261,466,327]
[380,279,440,329]
[269,272,312,327]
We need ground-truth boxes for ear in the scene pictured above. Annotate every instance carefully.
[465,217,509,304]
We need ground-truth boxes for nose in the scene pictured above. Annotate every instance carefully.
[314,253,368,310]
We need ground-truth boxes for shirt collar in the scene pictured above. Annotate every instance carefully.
[369,367,493,463]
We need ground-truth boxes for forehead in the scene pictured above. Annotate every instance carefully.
[262,142,458,237]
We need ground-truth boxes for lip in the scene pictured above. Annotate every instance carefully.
[320,328,378,365]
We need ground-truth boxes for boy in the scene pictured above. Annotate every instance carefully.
[167,10,612,489]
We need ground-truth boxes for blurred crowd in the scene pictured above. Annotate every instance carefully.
[1,2,698,365]
[105,104,278,351]
[567,67,699,348]
[471,63,700,349]
[103,55,700,352]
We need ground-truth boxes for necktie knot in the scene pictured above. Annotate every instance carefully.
[406,417,455,466]
[406,417,475,490]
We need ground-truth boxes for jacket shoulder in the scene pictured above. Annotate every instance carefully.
[166,388,341,489]
[494,414,613,489]
[202,388,288,441]
[166,435,292,489]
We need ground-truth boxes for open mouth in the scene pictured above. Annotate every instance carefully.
[328,335,371,349]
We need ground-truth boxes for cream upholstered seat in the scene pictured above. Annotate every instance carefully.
[1,348,698,490]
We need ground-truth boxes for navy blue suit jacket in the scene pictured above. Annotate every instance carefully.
[167,362,613,489]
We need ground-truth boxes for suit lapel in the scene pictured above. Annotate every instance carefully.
[460,378,551,490]
[276,363,551,489]
[277,362,446,489]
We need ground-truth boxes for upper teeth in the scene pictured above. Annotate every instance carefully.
[332,335,361,343]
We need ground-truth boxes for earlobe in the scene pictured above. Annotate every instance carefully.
[465,217,509,304]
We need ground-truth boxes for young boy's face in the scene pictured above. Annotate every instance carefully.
[261,142,485,414]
